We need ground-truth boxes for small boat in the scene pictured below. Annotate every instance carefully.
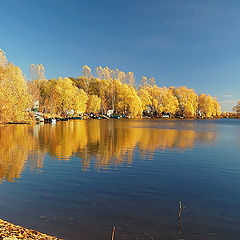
[99,115,110,119]
[51,119,56,124]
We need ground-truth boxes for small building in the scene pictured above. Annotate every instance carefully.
[107,109,114,116]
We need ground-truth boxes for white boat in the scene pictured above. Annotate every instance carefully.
[51,119,56,124]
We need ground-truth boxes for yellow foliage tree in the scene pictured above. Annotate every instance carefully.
[129,87,143,118]
[175,87,198,117]
[0,54,222,120]
[116,84,132,115]
[0,50,31,122]
[160,87,179,115]
[116,84,142,117]
[54,77,88,116]
[87,95,101,114]
[198,94,221,118]
[138,88,151,111]
[212,97,221,117]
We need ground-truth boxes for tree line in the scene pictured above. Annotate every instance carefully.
[0,49,221,122]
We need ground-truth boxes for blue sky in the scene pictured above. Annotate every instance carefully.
[1,0,239,111]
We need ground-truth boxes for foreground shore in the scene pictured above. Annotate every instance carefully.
[0,218,62,240]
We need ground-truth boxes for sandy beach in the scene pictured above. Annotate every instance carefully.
[0,218,62,240]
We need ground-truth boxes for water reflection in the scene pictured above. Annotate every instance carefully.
[0,125,40,182]
[0,120,218,182]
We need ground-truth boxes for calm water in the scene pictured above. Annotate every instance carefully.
[0,119,240,240]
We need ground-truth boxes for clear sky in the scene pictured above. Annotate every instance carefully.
[1,0,239,111]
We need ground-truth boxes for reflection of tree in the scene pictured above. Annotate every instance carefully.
[37,120,217,170]
[38,121,88,159]
[0,120,218,183]
[0,125,42,183]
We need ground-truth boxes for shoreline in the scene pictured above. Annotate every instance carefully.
[0,116,240,126]
[2,116,240,125]
[0,218,63,240]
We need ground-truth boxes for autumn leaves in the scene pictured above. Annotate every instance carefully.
[0,49,221,122]
[0,50,30,123]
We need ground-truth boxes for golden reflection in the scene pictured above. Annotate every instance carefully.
[0,125,42,183]
[0,120,218,182]
[38,121,88,159]
[36,120,217,168]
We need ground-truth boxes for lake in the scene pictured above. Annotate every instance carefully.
[0,119,240,240]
